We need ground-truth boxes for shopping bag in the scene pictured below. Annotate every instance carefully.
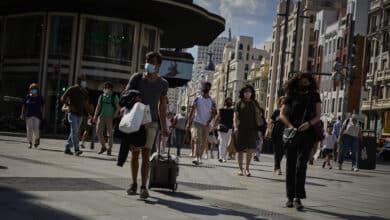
[142,105,152,125]
[119,102,145,134]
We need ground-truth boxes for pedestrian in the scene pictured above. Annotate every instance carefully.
[206,123,217,159]
[19,83,44,149]
[93,82,120,156]
[61,77,91,156]
[233,84,264,177]
[337,114,362,172]
[254,107,266,162]
[215,97,234,163]
[333,116,342,161]
[124,51,169,199]
[322,126,336,169]
[186,82,216,165]
[279,73,321,210]
[80,100,95,149]
[173,106,187,157]
[270,96,285,175]
[159,112,173,153]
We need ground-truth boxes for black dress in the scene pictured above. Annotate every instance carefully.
[235,100,258,151]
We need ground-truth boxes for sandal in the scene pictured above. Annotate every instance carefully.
[245,170,251,177]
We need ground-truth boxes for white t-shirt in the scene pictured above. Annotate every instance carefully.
[322,133,336,150]
[192,95,216,125]
[343,119,360,137]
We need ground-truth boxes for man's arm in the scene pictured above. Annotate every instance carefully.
[186,105,195,129]
[207,102,217,127]
[114,96,120,118]
[159,95,168,135]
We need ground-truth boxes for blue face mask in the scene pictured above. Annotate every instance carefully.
[145,63,156,74]
[31,89,38,95]
[80,81,87,88]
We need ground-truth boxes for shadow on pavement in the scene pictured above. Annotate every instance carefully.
[305,207,388,220]
[0,165,8,169]
[153,190,203,200]
[0,186,85,220]
[0,138,28,144]
[307,176,352,183]
[0,177,122,191]
[249,175,327,187]
[145,196,267,220]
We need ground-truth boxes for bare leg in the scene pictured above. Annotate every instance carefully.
[131,149,140,185]
[246,151,253,175]
[141,148,151,187]
[237,152,244,174]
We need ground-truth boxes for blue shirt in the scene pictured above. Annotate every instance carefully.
[333,120,341,138]
[24,95,44,119]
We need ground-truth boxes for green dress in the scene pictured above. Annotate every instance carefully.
[235,100,258,151]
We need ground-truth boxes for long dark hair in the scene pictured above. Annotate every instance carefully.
[239,84,256,100]
[284,73,318,94]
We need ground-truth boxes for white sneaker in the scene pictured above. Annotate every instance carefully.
[353,167,359,172]
[222,159,227,163]
[203,155,208,160]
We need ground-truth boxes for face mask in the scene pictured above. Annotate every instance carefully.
[80,81,87,88]
[145,63,156,74]
[31,89,38,95]
[244,92,252,99]
[226,102,232,107]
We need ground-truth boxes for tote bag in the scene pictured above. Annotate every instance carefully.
[119,102,145,134]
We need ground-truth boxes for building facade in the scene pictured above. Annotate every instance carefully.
[197,37,228,67]
[361,0,390,137]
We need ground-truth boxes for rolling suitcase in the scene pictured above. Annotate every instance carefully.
[148,134,179,192]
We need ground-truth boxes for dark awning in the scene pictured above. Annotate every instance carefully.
[0,0,225,48]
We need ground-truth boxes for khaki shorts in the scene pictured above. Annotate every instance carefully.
[191,122,209,151]
[131,122,158,151]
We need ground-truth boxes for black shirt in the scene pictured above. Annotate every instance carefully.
[271,109,281,122]
[219,107,234,129]
[284,92,321,128]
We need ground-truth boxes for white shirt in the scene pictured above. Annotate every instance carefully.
[322,133,336,150]
[192,95,216,125]
[343,119,360,137]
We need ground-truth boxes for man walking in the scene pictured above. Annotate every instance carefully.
[93,81,120,156]
[186,82,216,165]
[61,78,91,156]
[338,114,362,172]
[125,52,169,199]
[333,116,342,161]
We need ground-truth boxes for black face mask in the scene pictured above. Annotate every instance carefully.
[202,89,210,94]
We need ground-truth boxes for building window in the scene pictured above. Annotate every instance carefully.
[324,43,328,55]
[247,45,250,51]
[244,72,248,80]
[238,52,242,60]
[245,64,249,71]
[239,43,243,50]
[332,98,335,112]
[338,98,342,112]
[84,18,135,66]
[258,55,263,61]
[246,53,249,61]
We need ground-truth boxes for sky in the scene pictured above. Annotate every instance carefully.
[188,0,279,59]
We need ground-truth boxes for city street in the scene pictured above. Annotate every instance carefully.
[0,135,389,220]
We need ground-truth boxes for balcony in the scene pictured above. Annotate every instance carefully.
[374,98,390,110]
[370,0,381,10]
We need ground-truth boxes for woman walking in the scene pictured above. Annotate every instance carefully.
[234,85,263,176]
[20,83,44,149]
[215,97,234,163]
[279,73,321,210]
[270,97,285,175]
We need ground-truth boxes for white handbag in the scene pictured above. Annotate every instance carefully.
[142,104,152,125]
[119,103,145,134]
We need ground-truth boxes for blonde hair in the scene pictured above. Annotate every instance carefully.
[29,83,39,90]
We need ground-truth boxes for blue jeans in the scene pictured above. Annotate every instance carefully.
[338,134,359,167]
[65,113,82,151]
[175,129,185,156]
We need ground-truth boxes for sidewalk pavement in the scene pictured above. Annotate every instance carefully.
[0,135,389,220]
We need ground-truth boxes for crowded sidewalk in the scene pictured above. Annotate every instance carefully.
[0,135,389,220]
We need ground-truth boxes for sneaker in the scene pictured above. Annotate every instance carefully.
[107,148,112,156]
[275,169,282,175]
[64,149,73,155]
[34,144,39,148]
[294,199,304,210]
[218,159,223,163]
[90,144,95,150]
[222,159,227,163]
[126,183,137,195]
[254,156,260,162]
[329,166,333,170]
[75,150,83,156]
[192,159,199,165]
[98,147,107,154]
[140,186,149,199]
[80,144,85,149]
[353,167,359,172]
[286,199,294,208]
[28,143,32,149]
[322,162,326,168]
[203,155,208,160]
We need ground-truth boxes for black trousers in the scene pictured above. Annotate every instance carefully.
[272,138,284,170]
[285,130,314,199]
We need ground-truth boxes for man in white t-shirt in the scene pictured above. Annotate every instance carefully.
[186,82,216,165]
[337,114,362,171]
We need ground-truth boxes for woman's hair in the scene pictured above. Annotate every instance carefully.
[284,72,318,94]
[29,83,39,90]
[239,84,256,100]
[278,96,285,107]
